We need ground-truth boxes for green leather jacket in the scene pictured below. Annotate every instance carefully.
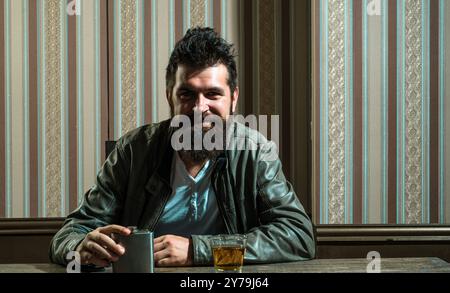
[49,119,315,265]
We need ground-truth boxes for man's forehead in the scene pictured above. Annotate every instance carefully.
[175,64,229,82]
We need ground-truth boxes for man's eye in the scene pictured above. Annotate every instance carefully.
[206,92,221,98]
[179,92,193,100]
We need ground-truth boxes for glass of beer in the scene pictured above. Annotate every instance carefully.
[210,234,247,272]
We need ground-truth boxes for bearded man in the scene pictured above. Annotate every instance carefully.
[50,27,315,268]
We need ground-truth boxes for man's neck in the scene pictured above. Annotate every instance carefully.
[178,152,208,178]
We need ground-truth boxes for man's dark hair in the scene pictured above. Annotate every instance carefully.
[166,27,237,94]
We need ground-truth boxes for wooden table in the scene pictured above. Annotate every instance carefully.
[1,257,449,273]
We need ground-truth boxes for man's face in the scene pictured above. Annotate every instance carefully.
[167,64,239,122]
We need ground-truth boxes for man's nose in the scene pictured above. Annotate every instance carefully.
[193,94,209,113]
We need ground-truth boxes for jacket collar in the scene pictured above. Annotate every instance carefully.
[145,121,176,191]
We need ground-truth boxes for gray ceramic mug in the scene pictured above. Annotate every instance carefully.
[112,227,154,273]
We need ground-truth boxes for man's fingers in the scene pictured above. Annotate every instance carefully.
[91,233,125,256]
[156,258,171,267]
[80,251,93,265]
[152,235,193,266]
[87,241,118,262]
[153,250,170,263]
[98,225,131,236]
[154,236,165,243]
[153,242,166,252]
[155,256,183,267]
[80,251,108,267]
[76,225,133,268]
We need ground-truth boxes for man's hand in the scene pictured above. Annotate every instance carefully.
[153,235,194,267]
[76,225,131,267]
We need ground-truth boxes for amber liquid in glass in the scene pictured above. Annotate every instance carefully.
[212,246,245,271]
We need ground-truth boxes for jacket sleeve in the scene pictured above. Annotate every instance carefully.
[191,140,315,265]
[243,141,316,263]
[48,141,129,265]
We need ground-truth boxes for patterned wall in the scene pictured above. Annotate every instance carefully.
[0,0,321,222]
[0,0,239,218]
[312,0,450,224]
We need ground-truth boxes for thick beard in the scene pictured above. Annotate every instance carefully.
[178,124,226,163]
[170,119,227,163]
[170,104,233,163]
[179,149,221,163]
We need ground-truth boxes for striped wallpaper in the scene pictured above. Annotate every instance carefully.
[0,0,239,218]
[312,0,450,224]
[8,0,439,225]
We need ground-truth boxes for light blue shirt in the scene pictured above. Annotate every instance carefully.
[154,152,226,237]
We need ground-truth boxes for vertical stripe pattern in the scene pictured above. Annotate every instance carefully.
[10,0,25,217]
[68,0,77,212]
[444,1,450,223]
[0,0,5,218]
[313,0,450,223]
[313,0,321,224]
[120,0,137,135]
[381,0,388,223]
[388,0,398,224]
[258,0,275,116]
[404,0,423,224]
[366,0,383,223]
[429,0,439,223]
[439,0,445,223]
[2,0,449,223]
[28,0,38,217]
[327,0,346,224]
[44,0,63,217]
[23,0,30,217]
[352,0,362,224]
[2,0,231,217]
[344,0,353,224]
[4,0,11,217]
[76,0,83,206]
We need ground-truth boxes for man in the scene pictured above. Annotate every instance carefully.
[50,27,315,267]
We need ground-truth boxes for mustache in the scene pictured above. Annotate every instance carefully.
[186,112,210,123]
[185,113,225,129]
[170,113,230,135]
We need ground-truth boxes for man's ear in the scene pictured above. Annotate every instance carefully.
[231,87,239,114]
